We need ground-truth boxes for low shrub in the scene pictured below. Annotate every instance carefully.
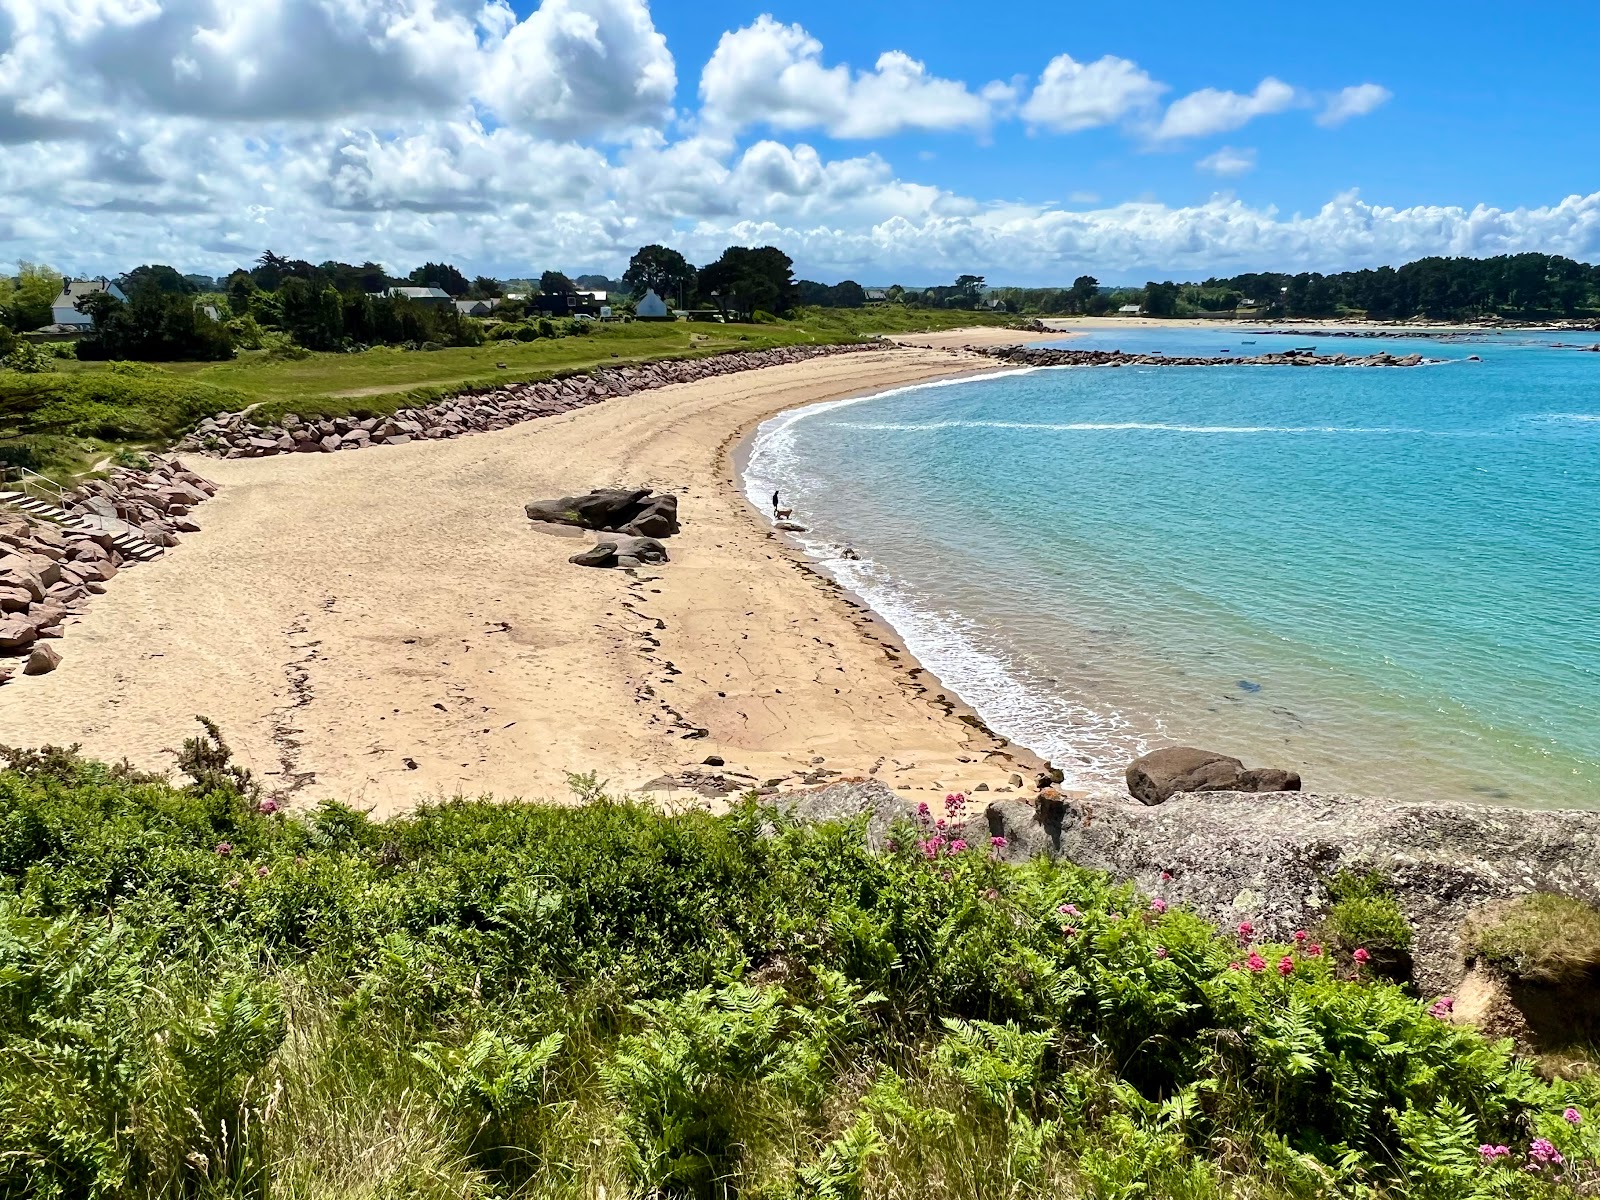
[1324,867,1414,953]
[0,746,1596,1197]
[1469,893,1600,985]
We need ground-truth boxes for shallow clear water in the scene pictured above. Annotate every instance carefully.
[745,328,1600,807]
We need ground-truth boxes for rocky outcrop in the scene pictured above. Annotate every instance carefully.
[1125,746,1300,805]
[525,488,679,537]
[785,780,1600,995]
[979,346,1436,369]
[176,343,888,460]
[0,457,218,684]
[569,534,670,569]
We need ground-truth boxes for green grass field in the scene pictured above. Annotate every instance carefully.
[2,309,1023,476]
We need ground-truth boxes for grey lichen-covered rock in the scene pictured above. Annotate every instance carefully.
[779,780,1600,996]
[1125,745,1300,805]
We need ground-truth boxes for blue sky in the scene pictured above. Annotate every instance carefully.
[1,0,1596,283]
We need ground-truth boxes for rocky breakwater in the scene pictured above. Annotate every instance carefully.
[176,343,889,461]
[0,457,217,684]
[980,345,1433,369]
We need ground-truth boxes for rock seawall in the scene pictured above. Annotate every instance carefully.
[980,345,1436,368]
[0,457,217,683]
[178,342,890,460]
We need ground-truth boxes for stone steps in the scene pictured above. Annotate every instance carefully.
[0,490,163,562]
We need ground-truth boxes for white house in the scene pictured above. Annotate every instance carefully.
[51,277,127,328]
[1117,304,1143,316]
[635,288,670,319]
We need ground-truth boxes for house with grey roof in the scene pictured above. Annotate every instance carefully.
[374,286,453,307]
[51,277,127,328]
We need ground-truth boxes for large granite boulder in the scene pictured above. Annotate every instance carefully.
[526,488,680,537]
[569,534,670,569]
[1126,746,1300,805]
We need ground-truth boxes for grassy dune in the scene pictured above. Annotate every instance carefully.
[1,737,1596,1199]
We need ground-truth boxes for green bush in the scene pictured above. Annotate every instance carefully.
[1469,893,1600,984]
[0,744,1594,1198]
[1324,868,1414,953]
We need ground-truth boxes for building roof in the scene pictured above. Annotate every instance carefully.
[577,290,606,302]
[1118,304,1143,313]
[380,286,452,301]
[52,277,124,306]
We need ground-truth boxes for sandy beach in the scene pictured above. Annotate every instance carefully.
[0,344,1054,813]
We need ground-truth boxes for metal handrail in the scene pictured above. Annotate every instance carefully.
[0,465,68,507]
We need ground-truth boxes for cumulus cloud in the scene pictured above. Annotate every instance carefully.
[1020,53,1165,133]
[699,16,1010,138]
[484,0,676,139]
[1153,77,1299,141]
[1196,146,1256,177]
[1318,82,1393,127]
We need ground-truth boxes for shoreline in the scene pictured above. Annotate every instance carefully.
[0,339,1059,814]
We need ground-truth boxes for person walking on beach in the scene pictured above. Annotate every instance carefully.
[771,489,780,512]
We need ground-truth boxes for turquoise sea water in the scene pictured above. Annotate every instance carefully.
[745,328,1600,807]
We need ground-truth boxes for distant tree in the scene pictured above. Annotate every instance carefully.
[954,274,986,308]
[121,264,197,295]
[471,275,503,299]
[1069,275,1099,313]
[622,244,695,306]
[408,262,470,296]
[251,251,294,291]
[1142,280,1180,317]
[225,271,256,318]
[539,270,577,296]
[0,261,63,331]
[697,246,797,317]
[278,278,344,350]
[574,273,622,293]
[830,280,867,308]
[75,283,234,361]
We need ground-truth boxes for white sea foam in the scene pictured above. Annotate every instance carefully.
[826,419,1423,435]
[743,372,1147,786]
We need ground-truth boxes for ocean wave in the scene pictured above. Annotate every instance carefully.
[1527,413,1600,424]
[827,419,1424,435]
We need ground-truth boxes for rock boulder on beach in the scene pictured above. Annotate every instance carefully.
[1125,746,1300,805]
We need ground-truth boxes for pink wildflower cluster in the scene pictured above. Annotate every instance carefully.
[1058,903,1080,917]
[1565,1107,1583,1126]
[1479,1144,1511,1162]
[257,798,279,815]
[215,842,233,857]
[1428,996,1455,1019]
[1237,921,1255,942]
[1247,951,1267,973]
[1150,898,1167,914]
[1277,955,1295,977]
[1528,1138,1564,1167]
[944,792,968,818]
[1353,947,1371,965]
[990,836,1007,850]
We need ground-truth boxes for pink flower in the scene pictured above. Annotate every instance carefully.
[255,864,270,879]
[935,818,947,830]
[990,836,1007,849]
[1160,871,1173,882]
[1564,1107,1582,1126]
[1228,961,1241,971]
[1306,943,1323,957]
[1528,1138,1563,1166]
[917,802,931,816]
[1155,946,1168,959]
[1061,926,1076,938]
[1479,1144,1510,1161]
[1353,947,1371,965]
[225,875,241,890]
[1150,898,1167,914]
[885,839,898,852]
[1237,921,1254,941]
[1247,951,1267,973]
[944,792,966,813]
[948,839,968,854]
[1277,955,1294,977]
[257,799,279,815]
[1293,929,1307,944]
[1058,904,1080,917]
[1428,997,1455,1019]
[215,842,233,856]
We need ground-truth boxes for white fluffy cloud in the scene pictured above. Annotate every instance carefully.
[2,2,1593,284]
[1196,146,1256,177]
[1020,53,1165,133]
[1153,77,1299,141]
[699,16,1010,138]
[1318,82,1393,127]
